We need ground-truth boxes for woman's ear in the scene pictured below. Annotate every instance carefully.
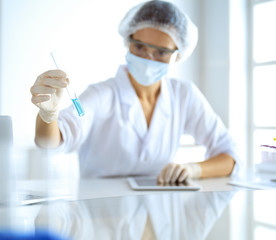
[170,52,180,63]
[175,52,181,62]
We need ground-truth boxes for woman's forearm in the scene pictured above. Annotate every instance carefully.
[35,114,63,149]
[198,153,235,178]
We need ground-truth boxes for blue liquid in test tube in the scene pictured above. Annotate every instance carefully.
[72,98,85,117]
[50,51,85,117]
[67,86,85,117]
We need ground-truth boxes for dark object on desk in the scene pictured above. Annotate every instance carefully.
[0,229,69,240]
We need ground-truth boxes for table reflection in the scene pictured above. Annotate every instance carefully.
[35,191,235,240]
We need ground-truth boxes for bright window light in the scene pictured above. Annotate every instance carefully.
[252,0,276,167]
[253,1,276,63]
[253,65,276,126]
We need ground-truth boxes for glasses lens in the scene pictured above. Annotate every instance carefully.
[131,42,148,58]
[153,50,173,62]
[129,39,176,63]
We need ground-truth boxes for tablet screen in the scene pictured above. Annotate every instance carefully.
[134,178,192,187]
[128,177,201,191]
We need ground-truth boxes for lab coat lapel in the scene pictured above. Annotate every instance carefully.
[137,78,171,164]
[115,65,148,140]
[143,77,171,147]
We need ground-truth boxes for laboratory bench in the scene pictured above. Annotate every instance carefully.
[0,175,276,240]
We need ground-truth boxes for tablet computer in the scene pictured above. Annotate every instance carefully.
[127,176,201,191]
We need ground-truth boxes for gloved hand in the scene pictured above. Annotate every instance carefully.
[157,163,202,183]
[30,70,68,124]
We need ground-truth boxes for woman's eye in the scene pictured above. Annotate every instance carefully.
[134,43,144,51]
[158,50,168,56]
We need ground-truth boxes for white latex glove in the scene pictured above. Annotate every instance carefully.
[30,70,68,124]
[157,163,202,183]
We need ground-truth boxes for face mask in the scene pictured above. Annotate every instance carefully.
[125,52,170,86]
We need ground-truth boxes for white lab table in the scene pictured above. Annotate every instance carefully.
[1,173,276,240]
[16,176,235,201]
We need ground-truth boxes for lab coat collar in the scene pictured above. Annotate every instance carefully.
[114,65,171,140]
[115,65,137,106]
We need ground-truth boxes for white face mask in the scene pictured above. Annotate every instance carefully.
[125,52,170,86]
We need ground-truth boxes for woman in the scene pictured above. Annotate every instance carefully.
[30,0,240,183]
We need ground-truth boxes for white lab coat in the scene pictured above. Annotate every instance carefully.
[57,65,240,178]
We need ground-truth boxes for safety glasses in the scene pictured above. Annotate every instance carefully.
[129,37,178,63]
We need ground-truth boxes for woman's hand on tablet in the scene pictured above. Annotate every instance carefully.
[157,163,202,183]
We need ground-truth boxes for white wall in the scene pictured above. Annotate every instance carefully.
[229,0,248,168]
[199,0,231,127]
[198,0,248,165]
[171,0,201,86]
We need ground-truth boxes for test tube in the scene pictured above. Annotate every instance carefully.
[50,51,85,117]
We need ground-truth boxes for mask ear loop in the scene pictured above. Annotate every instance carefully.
[168,50,179,76]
